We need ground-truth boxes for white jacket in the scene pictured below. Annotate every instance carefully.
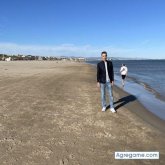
[120,66,128,75]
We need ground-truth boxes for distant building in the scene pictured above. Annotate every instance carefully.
[76,57,86,62]
[38,56,43,60]
[5,57,11,61]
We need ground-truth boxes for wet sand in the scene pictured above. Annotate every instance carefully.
[0,61,165,165]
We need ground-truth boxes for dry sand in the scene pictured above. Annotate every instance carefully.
[0,61,165,165]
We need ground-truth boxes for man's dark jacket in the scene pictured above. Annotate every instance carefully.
[97,60,114,83]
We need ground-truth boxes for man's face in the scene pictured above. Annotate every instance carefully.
[101,53,107,61]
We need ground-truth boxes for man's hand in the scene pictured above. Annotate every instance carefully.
[97,82,100,88]
[111,81,114,86]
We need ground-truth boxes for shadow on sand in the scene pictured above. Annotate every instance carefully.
[107,95,137,111]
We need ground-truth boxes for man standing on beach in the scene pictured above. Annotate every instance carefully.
[120,64,128,87]
[97,51,116,112]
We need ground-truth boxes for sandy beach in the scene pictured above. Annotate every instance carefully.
[0,61,165,165]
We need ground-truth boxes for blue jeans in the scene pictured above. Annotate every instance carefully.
[100,81,114,108]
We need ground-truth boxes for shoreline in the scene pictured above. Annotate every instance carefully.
[113,85,165,132]
[0,61,165,164]
[116,73,165,102]
[114,74,165,121]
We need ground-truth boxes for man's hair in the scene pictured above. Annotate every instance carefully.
[101,51,107,56]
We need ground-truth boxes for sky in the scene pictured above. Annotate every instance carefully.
[0,0,165,58]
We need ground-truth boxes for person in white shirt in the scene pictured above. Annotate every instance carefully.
[120,64,128,87]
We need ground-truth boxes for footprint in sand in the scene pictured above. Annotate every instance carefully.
[59,158,69,165]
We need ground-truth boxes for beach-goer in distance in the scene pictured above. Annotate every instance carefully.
[120,64,128,87]
[97,51,116,113]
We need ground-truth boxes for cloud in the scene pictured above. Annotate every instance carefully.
[0,42,135,57]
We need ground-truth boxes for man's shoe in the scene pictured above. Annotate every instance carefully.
[110,107,116,113]
[102,107,106,112]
